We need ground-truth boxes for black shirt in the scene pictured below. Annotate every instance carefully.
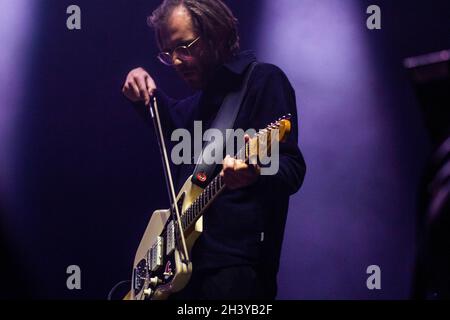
[134,51,306,279]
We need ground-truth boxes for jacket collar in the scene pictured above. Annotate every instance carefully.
[223,50,257,75]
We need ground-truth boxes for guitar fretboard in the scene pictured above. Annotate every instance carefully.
[180,132,263,231]
[180,174,225,231]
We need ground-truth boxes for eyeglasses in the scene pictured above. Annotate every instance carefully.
[157,37,201,66]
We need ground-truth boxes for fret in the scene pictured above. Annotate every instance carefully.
[246,142,249,161]
[249,135,258,165]
[259,130,268,160]
[237,148,242,161]
[185,207,189,226]
[182,216,186,230]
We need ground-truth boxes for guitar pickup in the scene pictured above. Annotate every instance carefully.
[166,220,175,256]
[148,236,163,272]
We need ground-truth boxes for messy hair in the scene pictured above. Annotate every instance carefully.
[148,0,240,63]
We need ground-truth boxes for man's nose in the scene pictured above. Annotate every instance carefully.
[173,58,183,67]
[172,53,183,67]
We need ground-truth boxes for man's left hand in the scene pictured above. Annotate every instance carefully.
[220,155,260,190]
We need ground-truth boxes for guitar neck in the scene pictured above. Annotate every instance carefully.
[181,131,267,231]
[181,138,254,231]
[180,116,291,232]
[180,174,225,232]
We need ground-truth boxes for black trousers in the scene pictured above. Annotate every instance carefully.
[169,265,276,300]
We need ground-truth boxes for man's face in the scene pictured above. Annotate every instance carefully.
[159,5,214,89]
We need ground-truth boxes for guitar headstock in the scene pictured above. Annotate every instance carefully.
[271,114,292,143]
[246,114,292,164]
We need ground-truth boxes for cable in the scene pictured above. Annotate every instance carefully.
[107,280,131,301]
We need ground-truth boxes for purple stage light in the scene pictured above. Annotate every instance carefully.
[256,0,425,299]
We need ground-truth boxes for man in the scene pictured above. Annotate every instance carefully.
[122,0,306,299]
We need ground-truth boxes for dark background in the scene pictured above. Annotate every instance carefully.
[0,0,449,299]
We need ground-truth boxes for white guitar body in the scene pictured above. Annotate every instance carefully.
[127,176,204,300]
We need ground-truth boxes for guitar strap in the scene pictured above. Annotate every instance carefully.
[191,61,258,188]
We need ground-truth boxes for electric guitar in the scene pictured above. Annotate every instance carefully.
[124,115,292,300]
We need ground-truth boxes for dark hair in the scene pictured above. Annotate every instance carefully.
[148,0,240,63]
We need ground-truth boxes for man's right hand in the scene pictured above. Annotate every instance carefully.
[122,67,157,106]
